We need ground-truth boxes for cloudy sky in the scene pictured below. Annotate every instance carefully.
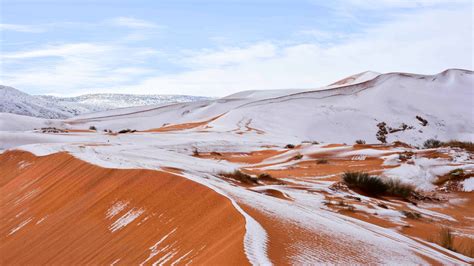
[0,0,472,96]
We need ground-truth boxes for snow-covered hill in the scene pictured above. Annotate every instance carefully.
[61,69,473,146]
[0,85,212,119]
[37,93,211,113]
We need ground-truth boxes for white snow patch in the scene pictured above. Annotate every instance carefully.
[462,177,474,192]
[9,217,33,235]
[109,208,144,232]
[106,201,129,219]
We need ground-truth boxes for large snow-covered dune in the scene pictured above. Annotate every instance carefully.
[62,69,473,145]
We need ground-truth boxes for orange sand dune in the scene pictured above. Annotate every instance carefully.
[145,114,224,133]
[0,151,248,265]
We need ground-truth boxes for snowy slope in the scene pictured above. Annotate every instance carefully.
[0,85,212,119]
[64,69,473,145]
[0,85,75,119]
[37,93,212,112]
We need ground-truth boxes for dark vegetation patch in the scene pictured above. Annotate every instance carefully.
[423,139,474,152]
[401,210,422,219]
[219,170,258,185]
[376,122,388,144]
[342,172,415,199]
[39,127,67,133]
[257,173,284,184]
[398,151,414,161]
[355,139,366,145]
[423,139,443,149]
[291,154,303,160]
[118,129,137,134]
[416,115,428,126]
[285,144,295,149]
[316,159,328,164]
[89,125,97,131]
[442,140,474,153]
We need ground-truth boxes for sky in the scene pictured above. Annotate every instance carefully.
[0,0,473,96]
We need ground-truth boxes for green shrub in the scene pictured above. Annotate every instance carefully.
[423,139,443,148]
[219,170,258,185]
[118,129,137,134]
[292,154,303,160]
[342,172,388,195]
[401,210,422,219]
[257,173,283,184]
[449,168,464,177]
[385,179,414,198]
[443,140,474,152]
[355,139,366,145]
[317,159,328,164]
[192,147,200,157]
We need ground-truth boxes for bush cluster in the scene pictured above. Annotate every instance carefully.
[342,172,414,198]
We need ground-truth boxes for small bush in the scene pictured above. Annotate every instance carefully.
[449,168,464,177]
[317,159,328,164]
[257,173,282,184]
[219,170,258,185]
[398,151,414,161]
[443,140,474,152]
[192,147,200,157]
[423,139,442,149]
[385,179,414,199]
[342,172,388,195]
[355,139,366,145]
[401,210,422,219]
[89,125,97,131]
[118,129,137,134]
[285,144,295,149]
[292,154,303,160]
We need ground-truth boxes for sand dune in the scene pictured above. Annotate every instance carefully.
[0,151,247,265]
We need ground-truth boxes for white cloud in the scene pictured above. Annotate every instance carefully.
[1,7,472,97]
[0,23,45,33]
[182,43,277,67]
[0,42,160,95]
[108,7,472,96]
[108,17,161,29]
[327,0,472,10]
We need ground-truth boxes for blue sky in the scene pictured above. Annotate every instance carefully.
[1,0,473,96]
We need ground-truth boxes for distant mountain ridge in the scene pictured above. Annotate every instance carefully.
[0,85,212,119]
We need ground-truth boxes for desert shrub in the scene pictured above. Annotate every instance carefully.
[416,115,428,126]
[257,173,282,184]
[401,210,422,219]
[285,144,295,149]
[219,170,258,185]
[449,168,464,177]
[342,172,388,195]
[423,139,443,149]
[398,151,414,161]
[292,154,303,160]
[355,139,366,145]
[192,147,200,156]
[385,179,414,198]
[118,129,137,134]
[317,159,328,164]
[443,140,474,152]
[89,125,97,131]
